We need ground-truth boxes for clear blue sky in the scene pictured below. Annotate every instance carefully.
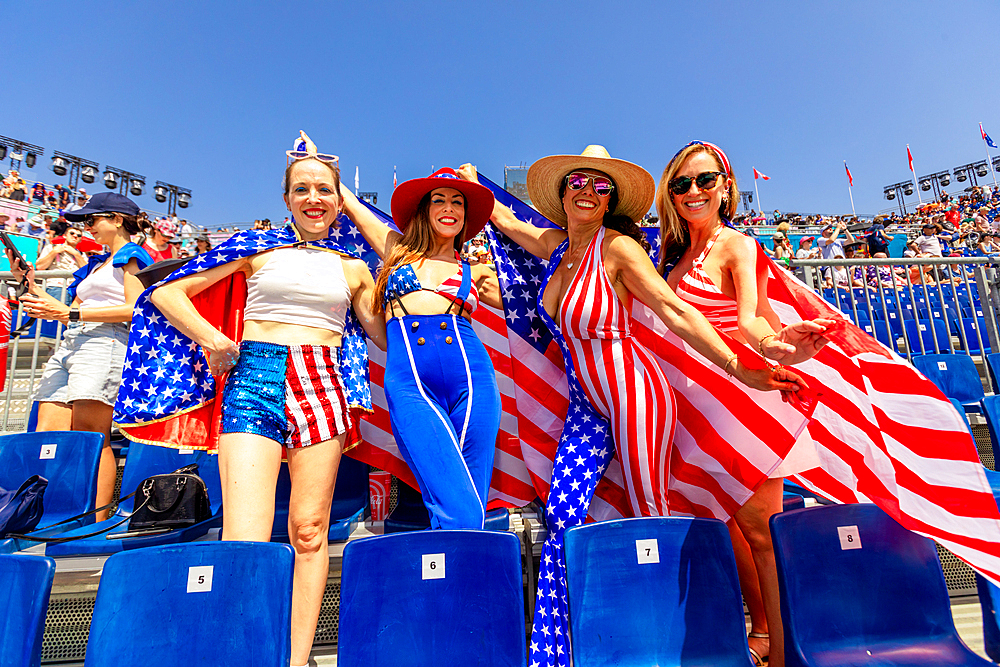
[6,1,1000,227]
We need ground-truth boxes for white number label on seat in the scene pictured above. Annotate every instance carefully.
[837,525,862,550]
[39,444,57,460]
[178,449,194,455]
[636,538,659,564]
[938,361,948,370]
[187,565,214,592]
[422,553,445,580]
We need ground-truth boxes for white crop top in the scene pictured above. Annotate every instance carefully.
[244,247,352,334]
[76,260,126,309]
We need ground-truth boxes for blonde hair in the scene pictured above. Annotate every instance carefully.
[372,192,467,314]
[655,144,739,274]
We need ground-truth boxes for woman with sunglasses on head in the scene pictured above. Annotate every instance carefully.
[7,192,153,521]
[118,133,384,667]
[459,146,820,667]
[337,167,502,531]
[657,141,834,667]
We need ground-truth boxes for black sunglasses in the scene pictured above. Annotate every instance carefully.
[83,212,117,228]
[668,171,727,196]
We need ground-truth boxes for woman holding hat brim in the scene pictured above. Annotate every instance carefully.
[459,145,815,667]
[340,168,503,530]
[7,192,153,522]
[657,140,834,667]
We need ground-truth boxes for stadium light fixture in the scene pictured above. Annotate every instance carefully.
[156,181,192,215]
[51,155,68,177]
[81,165,97,184]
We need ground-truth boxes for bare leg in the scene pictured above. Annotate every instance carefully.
[286,435,344,666]
[70,400,114,521]
[217,432,282,542]
[36,401,72,431]
[734,478,784,667]
[728,517,769,660]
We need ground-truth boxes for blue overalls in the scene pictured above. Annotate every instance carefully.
[383,260,502,530]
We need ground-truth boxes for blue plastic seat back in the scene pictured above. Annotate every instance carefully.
[912,353,985,405]
[986,353,1000,390]
[84,542,294,665]
[0,553,55,667]
[903,318,950,352]
[338,530,525,667]
[980,395,1000,471]
[770,504,979,667]
[564,517,749,667]
[116,441,222,516]
[948,398,974,437]
[271,453,368,539]
[956,317,992,354]
[976,573,1000,662]
[0,431,104,526]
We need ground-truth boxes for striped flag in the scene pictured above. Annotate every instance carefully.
[845,161,854,187]
[983,123,998,149]
[753,168,770,180]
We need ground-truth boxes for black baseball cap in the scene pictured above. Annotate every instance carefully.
[64,192,140,221]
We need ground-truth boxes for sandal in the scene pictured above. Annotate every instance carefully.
[748,631,769,665]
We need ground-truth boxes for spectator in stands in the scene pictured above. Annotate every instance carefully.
[817,221,855,259]
[140,132,385,667]
[7,193,153,521]
[866,220,891,257]
[3,170,27,201]
[64,189,88,213]
[30,182,46,203]
[194,234,212,254]
[771,231,793,261]
[55,184,71,210]
[37,220,87,302]
[142,219,178,263]
[979,232,1000,256]
[914,221,949,257]
[23,211,50,238]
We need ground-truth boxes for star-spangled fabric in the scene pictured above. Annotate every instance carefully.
[113,224,372,443]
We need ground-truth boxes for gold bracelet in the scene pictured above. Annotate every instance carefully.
[758,334,776,355]
[724,354,738,376]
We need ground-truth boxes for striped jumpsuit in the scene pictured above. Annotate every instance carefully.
[531,226,676,667]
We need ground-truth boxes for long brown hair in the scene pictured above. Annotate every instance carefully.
[655,144,739,274]
[372,192,468,314]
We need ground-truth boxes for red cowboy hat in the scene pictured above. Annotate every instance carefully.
[390,168,495,239]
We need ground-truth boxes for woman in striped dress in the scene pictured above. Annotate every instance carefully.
[459,147,824,667]
[658,141,834,667]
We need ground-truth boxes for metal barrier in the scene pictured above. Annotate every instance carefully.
[0,270,73,431]
[789,256,1000,383]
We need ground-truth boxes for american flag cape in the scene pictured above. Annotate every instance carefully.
[477,175,1000,586]
[113,225,373,452]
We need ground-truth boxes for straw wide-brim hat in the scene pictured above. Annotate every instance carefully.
[526,145,655,226]
[391,167,495,239]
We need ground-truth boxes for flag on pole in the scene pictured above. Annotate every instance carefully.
[907,145,915,172]
[393,166,397,190]
[844,162,854,187]
[753,168,770,180]
[354,166,359,194]
[982,123,998,149]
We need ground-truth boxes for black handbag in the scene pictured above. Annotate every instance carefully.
[128,463,212,531]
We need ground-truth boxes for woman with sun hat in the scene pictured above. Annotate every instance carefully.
[340,167,503,530]
[459,145,822,666]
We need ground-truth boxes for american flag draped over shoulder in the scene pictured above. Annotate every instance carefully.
[114,225,372,450]
[478,175,1000,586]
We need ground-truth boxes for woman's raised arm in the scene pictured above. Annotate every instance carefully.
[340,187,400,260]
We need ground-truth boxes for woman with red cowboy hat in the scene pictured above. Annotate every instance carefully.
[341,168,503,530]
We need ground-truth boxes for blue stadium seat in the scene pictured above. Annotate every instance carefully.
[955,317,993,354]
[338,530,525,667]
[40,441,223,557]
[564,517,749,667]
[84,542,294,665]
[783,492,806,511]
[858,318,899,353]
[986,353,1000,392]
[903,318,951,353]
[271,453,368,543]
[382,480,509,533]
[770,504,991,667]
[979,396,1000,472]
[0,553,55,667]
[912,354,985,413]
[976,573,1000,663]
[0,431,104,529]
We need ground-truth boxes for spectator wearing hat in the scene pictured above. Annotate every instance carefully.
[866,220,891,257]
[793,235,818,283]
[915,221,949,257]
[771,231,793,261]
[194,233,212,255]
[817,221,855,260]
[7,192,153,521]
[23,211,51,238]
[142,218,178,263]
[37,220,88,303]
[64,189,89,213]
[31,182,46,203]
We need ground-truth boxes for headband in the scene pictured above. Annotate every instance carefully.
[671,140,732,176]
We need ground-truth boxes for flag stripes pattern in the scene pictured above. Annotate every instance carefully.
[284,345,350,447]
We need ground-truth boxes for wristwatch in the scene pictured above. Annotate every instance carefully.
[68,307,80,322]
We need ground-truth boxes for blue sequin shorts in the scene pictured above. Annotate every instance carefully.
[220,340,351,448]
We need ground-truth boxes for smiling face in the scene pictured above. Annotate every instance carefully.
[85,213,121,245]
[560,169,612,227]
[670,152,729,230]
[283,159,342,239]
[427,187,466,241]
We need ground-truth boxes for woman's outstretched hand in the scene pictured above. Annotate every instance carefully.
[736,362,809,402]
[762,318,836,365]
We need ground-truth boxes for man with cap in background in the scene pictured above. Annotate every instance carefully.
[817,221,855,260]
